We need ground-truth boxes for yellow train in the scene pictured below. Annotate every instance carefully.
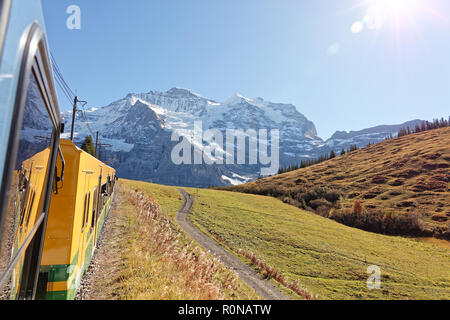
[0,0,116,300]
[10,140,116,300]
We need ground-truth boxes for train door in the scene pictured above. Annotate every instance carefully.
[0,3,62,300]
[91,186,99,247]
[79,190,88,274]
[92,169,102,247]
[77,171,92,276]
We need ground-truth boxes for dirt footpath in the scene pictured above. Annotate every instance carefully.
[175,189,290,300]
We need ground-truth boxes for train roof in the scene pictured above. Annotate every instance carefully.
[60,139,116,173]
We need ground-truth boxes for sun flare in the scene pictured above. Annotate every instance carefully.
[383,0,409,12]
[370,0,420,18]
[350,0,425,33]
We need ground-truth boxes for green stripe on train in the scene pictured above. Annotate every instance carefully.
[40,251,79,282]
[41,194,114,300]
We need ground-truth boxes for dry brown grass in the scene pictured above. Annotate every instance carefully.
[224,127,450,239]
[127,190,227,299]
[237,249,317,300]
[78,184,259,300]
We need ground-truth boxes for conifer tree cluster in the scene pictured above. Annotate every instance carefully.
[277,145,359,175]
[398,118,450,137]
[276,116,449,176]
[278,163,300,174]
[81,135,96,157]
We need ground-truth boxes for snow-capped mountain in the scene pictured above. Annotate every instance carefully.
[61,87,426,187]
[17,78,54,167]
[62,88,326,187]
[326,120,424,151]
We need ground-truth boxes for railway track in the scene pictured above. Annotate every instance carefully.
[175,189,290,300]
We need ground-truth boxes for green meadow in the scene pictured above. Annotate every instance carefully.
[123,180,450,299]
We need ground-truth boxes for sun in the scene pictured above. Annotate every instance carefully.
[371,0,419,17]
[383,0,409,12]
[352,0,423,32]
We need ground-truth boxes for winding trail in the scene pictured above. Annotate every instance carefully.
[175,189,290,300]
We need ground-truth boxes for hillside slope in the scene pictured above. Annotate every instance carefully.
[109,181,449,299]
[185,188,449,299]
[77,182,260,300]
[226,127,450,238]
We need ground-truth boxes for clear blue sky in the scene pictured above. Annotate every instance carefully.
[42,0,450,139]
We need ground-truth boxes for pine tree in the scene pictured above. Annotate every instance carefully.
[81,135,96,157]
[420,121,426,132]
[398,128,408,137]
[330,150,336,159]
[341,148,346,156]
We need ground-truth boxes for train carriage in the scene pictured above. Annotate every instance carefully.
[37,139,116,300]
[0,0,62,300]
[0,0,117,300]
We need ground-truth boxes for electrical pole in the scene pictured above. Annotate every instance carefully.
[95,131,99,158]
[70,96,78,141]
[97,142,112,162]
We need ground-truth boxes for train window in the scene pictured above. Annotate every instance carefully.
[82,192,91,231]
[18,169,30,213]
[107,175,114,195]
[101,183,107,195]
[100,183,108,209]
[82,194,87,231]
[18,174,31,227]
[0,74,54,292]
[85,192,90,227]
[0,20,61,299]
[91,188,98,229]
[23,190,36,230]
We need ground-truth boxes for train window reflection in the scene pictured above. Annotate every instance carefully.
[0,75,54,299]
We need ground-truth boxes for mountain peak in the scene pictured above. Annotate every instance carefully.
[224,93,251,106]
[166,87,202,98]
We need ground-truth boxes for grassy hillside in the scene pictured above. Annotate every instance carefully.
[123,179,184,220]
[79,180,260,300]
[185,188,450,300]
[225,127,450,238]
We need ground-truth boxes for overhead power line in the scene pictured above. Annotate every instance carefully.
[79,103,96,138]
[50,52,109,155]
[50,52,92,138]
[50,52,75,105]
[50,52,75,96]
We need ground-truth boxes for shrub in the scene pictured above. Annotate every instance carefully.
[298,198,307,209]
[371,175,387,184]
[352,200,363,215]
[432,213,448,222]
[316,206,331,218]
[329,208,354,226]
[382,211,422,235]
[330,208,423,236]
[445,222,450,239]
[309,198,332,210]
[324,190,341,203]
